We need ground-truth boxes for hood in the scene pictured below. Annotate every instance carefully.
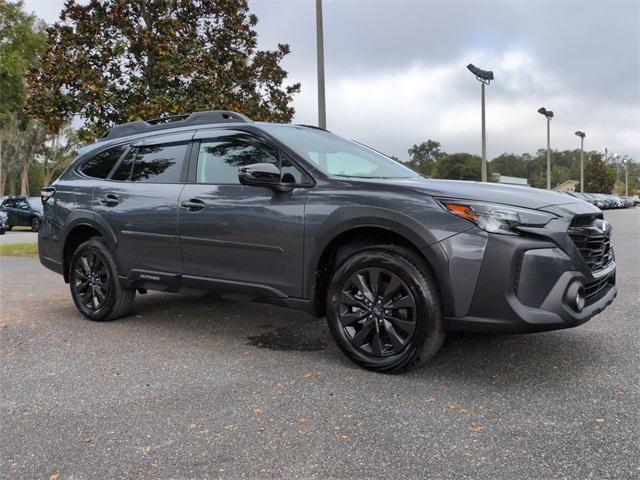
[349,177,588,210]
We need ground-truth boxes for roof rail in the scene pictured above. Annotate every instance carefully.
[99,110,252,142]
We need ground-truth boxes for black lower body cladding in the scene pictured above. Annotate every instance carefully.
[436,229,616,334]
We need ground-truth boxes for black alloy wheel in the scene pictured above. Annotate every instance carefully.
[338,267,417,357]
[31,216,40,232]
[327,246,445,372]
[69,239,136,321]
[72,250,111,312]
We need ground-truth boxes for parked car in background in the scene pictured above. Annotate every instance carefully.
[38,110,617,372]
[0,196,44,231]
[564,192,602,209]
[620,196,638,207]
[0,211,8,235]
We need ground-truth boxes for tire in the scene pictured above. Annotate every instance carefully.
[31,217,40,232]
[0,230,5,235]
[327,246,445,372]
[69,238,136,321]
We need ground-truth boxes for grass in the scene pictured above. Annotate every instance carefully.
[0,242,38,257]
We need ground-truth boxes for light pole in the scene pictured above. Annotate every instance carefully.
[538,107,554,189]
[466,64,494,182]
[316,0,326,129]
[623,158,629,196]
[575,131,586,192]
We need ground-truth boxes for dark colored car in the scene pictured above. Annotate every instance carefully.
[38,111,617,372]
[0,211,8,235]
[0,196,43,231]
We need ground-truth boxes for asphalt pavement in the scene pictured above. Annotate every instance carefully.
[1,209,638,479]
[0,230,38,246]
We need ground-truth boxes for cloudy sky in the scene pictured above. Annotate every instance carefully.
[23,0,640,161]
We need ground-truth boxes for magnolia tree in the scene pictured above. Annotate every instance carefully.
[28,0,301,139]
[0,0,47,195]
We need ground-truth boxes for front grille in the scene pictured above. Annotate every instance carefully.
[568,215,613,271]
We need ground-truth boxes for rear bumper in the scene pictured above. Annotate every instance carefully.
[438,225,617,334]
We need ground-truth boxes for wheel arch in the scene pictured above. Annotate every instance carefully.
[62,217,117,282]
[309,222,453,318]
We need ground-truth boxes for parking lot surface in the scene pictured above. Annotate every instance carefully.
[0,230,38,246]
[1,209,638,479]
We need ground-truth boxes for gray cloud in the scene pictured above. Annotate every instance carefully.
[250,0,640,160]
[24,0,640,160]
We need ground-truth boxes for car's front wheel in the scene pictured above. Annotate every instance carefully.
[69,238,136,321]
[30,217,40,232]
[327,246,445,372]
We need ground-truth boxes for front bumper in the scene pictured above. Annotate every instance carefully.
[435,213,617,334]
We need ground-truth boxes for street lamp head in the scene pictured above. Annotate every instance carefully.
[574,131,585,138]
[538,107,554,119]
[467,63,494,84]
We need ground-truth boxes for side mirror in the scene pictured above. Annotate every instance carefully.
[238,163,293,192]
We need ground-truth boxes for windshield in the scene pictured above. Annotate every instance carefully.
[261,125,419,179]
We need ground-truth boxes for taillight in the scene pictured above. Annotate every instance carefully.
[41,187,56,205]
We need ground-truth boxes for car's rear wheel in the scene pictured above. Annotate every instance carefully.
[327,246,445,372]
[69,238,136,321]
[30,217,40,232]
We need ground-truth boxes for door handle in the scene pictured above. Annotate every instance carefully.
[181,198,205,211]
[101,194,119,207]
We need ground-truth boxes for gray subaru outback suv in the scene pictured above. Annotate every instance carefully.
[38,110,617,371]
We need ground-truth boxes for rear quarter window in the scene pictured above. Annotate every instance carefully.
[79,145,127,179]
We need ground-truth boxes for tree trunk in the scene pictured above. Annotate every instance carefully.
[20,161,29,196]
[0,140,3,196]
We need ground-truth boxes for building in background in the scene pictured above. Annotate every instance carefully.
[491,173,529,186]
[552,180,580,192]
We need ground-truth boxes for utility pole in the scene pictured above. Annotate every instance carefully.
[316,0,327,129]
[481,82,486,182]
[575,131,585,192]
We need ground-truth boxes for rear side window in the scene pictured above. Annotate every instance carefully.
[80,145,127,179]
[130,143,188,183]
[110,143,188,183]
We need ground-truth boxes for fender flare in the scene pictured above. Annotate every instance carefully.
[63,210,118,250]
[304,206,454,315]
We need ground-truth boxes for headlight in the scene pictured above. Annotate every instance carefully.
[438,199,555,235]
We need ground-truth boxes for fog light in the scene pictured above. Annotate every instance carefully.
[566,283,585,312]
[575,286,585,312]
